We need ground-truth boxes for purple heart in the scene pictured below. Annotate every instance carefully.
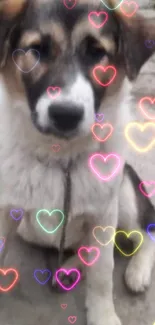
[34,269,52,285]
[144,40,155,49]
[0,238,5,252]
[147,224,155,241]
[95,113,104,123]
[10,209,24,221]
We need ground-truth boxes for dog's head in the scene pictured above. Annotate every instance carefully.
[0,0,155,140]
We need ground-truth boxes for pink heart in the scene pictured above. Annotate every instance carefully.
[89,153,121,181]
[55,268,80,291]
[63,0,77,9]
[47,86,61,99]
[61,303,67,309]
[139,97,155,120]
[68,316,77,324]
[78,246,100,266]
[120,0,138,17]
[139,181,155,198]
[88,11,108,29]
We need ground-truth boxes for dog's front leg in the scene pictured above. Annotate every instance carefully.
[86,196,121,325]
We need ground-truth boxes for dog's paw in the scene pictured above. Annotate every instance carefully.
[87,309,121,325]
[86,297,121,325]
[125,256,151,293]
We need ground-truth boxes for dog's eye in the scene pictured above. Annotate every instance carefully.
[82,36,106,62]
[25,35,53,61]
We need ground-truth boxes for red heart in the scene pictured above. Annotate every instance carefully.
[93,65,117,87]
[68,316,77,324]
[63,0,77,9]
[47,86,61,99]
[51,144,61,152]
[91,123,114,142]
[0,268,19,292]
[120,1,138,17]
[139,181,155,198]
[88,11,108,29]
[139,97,155,120]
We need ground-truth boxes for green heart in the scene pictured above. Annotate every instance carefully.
[36,209,64,234]
[100,0,123,10]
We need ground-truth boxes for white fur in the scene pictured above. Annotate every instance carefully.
[36,73,95,135]
[0,69,154,325]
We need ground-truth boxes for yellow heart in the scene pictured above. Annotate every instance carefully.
[114,230,143,257]
[92,226,115,246]
[125,122,155,153]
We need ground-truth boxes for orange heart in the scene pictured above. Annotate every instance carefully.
[0,268,19,292]
[125,122,155,152]
[139,97,155,120]
[92,226,115,246]
[91,123,114,142]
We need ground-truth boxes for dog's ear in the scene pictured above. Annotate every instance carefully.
[112,2,155,80]
[0,0,28,68]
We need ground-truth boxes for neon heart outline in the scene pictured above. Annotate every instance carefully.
[0,268,19,292]
[124,122,155,153]
[93,65,117,87]
[120,0,138,17]
[0,237,5,252]
[55,268,80,291]
[61,303,68,309]
[147,224,155,242]
[139,181,155,198]
[47,86,61,99]
[139,97,155,120]
[88,11,108,29]
[36,209,64,234]
[144,40,155,49]
[89,153,121,181]
[95,113,104,122]
[12,49,40,73]
[68,316,77,324]
[63,0,77,9]
[34,269,52,285]
[92,226,115,246]
[51,144,61,152]
[78,246,100,266]
[100,0,124,10]
[91,123,114,142]
[10,208,24,221]
[113,230,143,257]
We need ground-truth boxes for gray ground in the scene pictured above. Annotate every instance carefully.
[1,7,155,325]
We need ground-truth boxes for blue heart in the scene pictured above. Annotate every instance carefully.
[34,269,52,285]
[144,40,155,49]
[0,240,5,251]
[147,224,155,241]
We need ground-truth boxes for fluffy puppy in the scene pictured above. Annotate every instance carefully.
[0,1,155,325]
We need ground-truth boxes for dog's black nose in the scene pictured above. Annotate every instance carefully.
[48,103,84,132]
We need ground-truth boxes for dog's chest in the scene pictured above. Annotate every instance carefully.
[0,150,108,247]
